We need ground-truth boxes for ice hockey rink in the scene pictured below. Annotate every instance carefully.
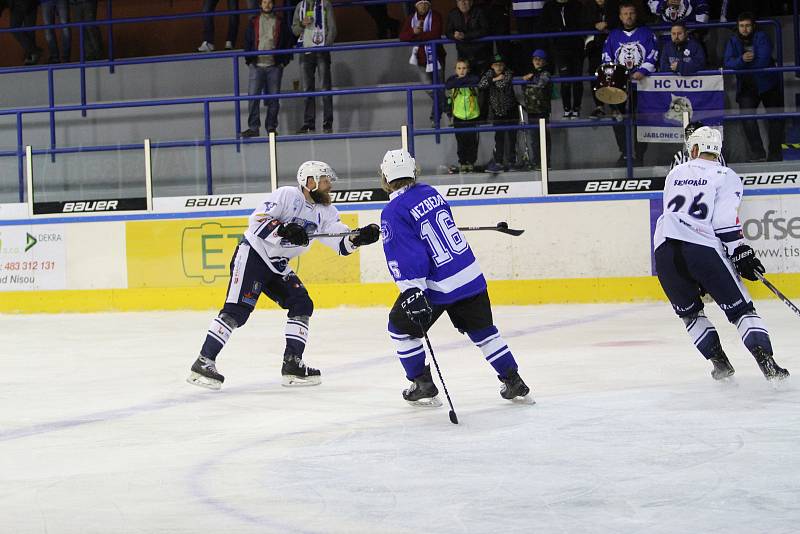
[2,300,799,534]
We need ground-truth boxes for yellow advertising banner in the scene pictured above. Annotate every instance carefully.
[126,215,361,289]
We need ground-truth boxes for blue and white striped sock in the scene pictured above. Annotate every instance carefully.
[201,316,234,360]
[468,325,517,377]
[682,311,721,359]
[734,312,772,355]
[389,324,426,380]
[284,315,310,357]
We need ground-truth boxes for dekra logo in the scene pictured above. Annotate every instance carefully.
[742,210,800,240]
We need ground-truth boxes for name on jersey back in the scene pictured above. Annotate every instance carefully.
[673,179,708,187]
[409,194,446,221]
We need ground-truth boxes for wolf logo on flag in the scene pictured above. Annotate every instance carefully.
[664,94,694,123]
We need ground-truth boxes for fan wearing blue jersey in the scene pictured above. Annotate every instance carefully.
[378,149,532,406]
[654,127,789,381]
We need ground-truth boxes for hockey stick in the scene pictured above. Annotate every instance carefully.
[755,272,800,319]
[421,328,459,425]
[309,221,524,239]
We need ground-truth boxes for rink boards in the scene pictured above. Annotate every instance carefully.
[0,183,799,312]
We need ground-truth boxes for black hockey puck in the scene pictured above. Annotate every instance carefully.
[497,222,509,229]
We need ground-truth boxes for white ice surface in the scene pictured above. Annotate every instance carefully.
[2,301,799,534]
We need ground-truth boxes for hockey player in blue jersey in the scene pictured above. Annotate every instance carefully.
[187,160,381,390]
[654,127,789,381]
[378,149,532,406]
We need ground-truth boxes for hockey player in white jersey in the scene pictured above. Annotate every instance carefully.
[669,121,726,170]
[654,127,789,381]
[187,161,381,390]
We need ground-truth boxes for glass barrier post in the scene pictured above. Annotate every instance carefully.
[144,138,153,211]
[25,145,33,215]
[406,89,415,155]
[48,68,56,163]
[204,101,213,194]
[79,25,87,117]
[17,113,25,203]
[107,0,115,74]
[795,0,799,79]
[626,83,634,179]
[233,55,242,153]
[431,44,441,144]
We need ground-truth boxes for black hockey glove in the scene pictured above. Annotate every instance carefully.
[400,288,433,328]
[731,245,765,281]
[277,222,309,247]
[351,224,380,247]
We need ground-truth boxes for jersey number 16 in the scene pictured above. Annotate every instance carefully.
[420,210,468,266]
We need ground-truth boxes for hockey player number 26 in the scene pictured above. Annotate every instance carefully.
[420,211,469,266]
[667,192,709,219]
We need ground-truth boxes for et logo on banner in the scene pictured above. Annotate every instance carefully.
[181,222,246,283]
[653,78,704,89]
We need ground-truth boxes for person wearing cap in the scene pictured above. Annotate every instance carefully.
[400,0,448,126]
[539,0,585,119]
[478,54,519,172]
[522,49,552,169]
[445,0,492,80]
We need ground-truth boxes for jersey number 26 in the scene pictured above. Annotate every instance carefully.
[667,192,709,219]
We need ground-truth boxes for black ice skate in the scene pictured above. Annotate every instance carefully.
[187,356,224,390]
[709,351,735,380]
[752,347,790,381]
[499,369,534,404]
[281,355,322,387]
[402,365,442,407]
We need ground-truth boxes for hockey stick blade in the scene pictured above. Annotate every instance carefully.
[458,222,525,236]
[756,272,800,319]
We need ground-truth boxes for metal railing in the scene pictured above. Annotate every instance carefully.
[1,13,797,202]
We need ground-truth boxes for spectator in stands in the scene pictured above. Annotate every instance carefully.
[481,0,512,61]
[70,0,103,61]
[540,0,584,119]
[399,0,447,127]
[522,49,552,169]
[723,12,783,161]
[647,0,709,24]
[41,0,70,63]
[364,5,400,39]
[9,0,41,65]
[292,0,336,134]
[479,54,518,172]
[584,0,619,120]
[659,22,705,74]
[511,0,543,74]
[198,0,241,52]
[602,2,657,166]
[445,58,481,173]
[446,0,492,80]
[240,0,294,138]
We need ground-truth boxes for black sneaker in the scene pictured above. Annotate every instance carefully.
[187,356,224,390]
[240,128,259,138]
[322,124,333,134]
[296,125,315,134]
[499,369,532,401]
[752,347,790,381]
[590,106,605,120]
[281,354,322,386]
[709,351,735,380]
[403,365,442,407]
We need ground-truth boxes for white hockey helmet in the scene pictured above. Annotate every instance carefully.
[296,160,337,191]
[686,126,722,158]
[380,149,417,183]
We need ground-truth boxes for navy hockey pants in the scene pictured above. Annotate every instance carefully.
[654,239,754,321]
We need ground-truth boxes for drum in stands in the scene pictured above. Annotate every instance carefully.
[594,63,629,105]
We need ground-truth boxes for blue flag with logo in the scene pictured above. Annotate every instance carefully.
[636,74,724,143]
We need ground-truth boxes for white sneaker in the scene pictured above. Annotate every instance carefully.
[562,111,570,119]
[198,41,215,52]
[225,41,233,50]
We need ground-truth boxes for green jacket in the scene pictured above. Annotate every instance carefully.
[445,74,481,120]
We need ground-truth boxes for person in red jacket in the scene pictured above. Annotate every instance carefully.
[400,0,448,126]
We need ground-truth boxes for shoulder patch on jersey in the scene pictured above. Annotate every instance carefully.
[380,220,393,243]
